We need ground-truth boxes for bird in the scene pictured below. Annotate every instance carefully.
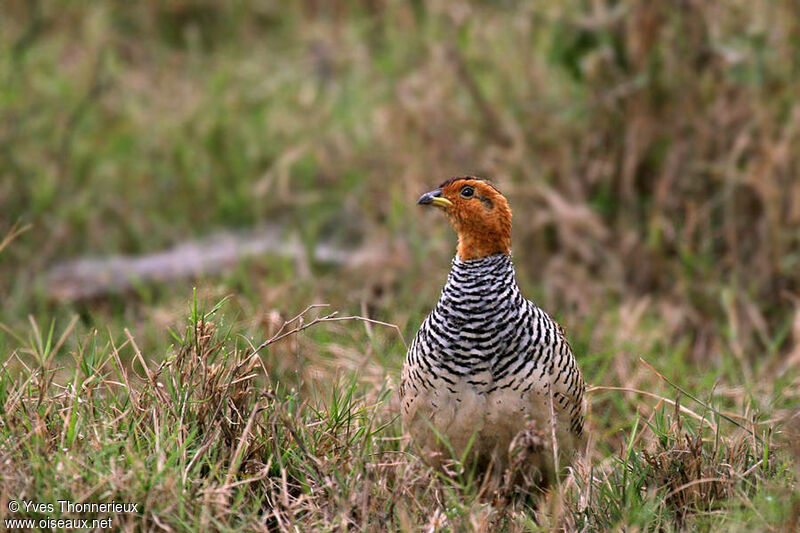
[400,176,586,484]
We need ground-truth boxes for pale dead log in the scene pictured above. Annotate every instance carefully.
[45,225,383,301]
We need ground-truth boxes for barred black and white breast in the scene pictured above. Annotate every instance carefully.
[401,253,586,474]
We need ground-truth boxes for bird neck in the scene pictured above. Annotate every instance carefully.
[441,253,520,313]
[456,232,511,261]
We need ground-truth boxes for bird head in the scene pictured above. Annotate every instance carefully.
[417,176,512,261]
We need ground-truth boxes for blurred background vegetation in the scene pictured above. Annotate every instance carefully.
[1,0,800,529]
[3,0,800,357]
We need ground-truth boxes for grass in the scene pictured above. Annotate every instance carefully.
[2,0,800,530]
[0,296,796,531]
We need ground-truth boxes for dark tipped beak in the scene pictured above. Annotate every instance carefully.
[417,188,453,208]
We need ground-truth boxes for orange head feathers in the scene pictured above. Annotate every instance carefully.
[417,176,512,261]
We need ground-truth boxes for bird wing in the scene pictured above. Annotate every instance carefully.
[549,318,586,437]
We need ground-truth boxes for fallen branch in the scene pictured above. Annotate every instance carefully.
[45,225,386,301]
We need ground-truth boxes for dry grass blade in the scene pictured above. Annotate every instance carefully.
[661,477,732,504]
[182,428,221,485]
[251,304,406,356]
[587,385,718,432]
[638,357,761,442]
[321,315,408,349]
[0,221,31,255]
[125,327,167,403]
[225,400,263,487]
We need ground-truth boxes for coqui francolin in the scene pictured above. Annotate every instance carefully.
[401,176,586,484]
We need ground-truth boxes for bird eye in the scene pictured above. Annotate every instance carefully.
[460,186,475,198]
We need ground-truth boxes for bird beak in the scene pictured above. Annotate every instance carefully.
[417,188,453,209]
